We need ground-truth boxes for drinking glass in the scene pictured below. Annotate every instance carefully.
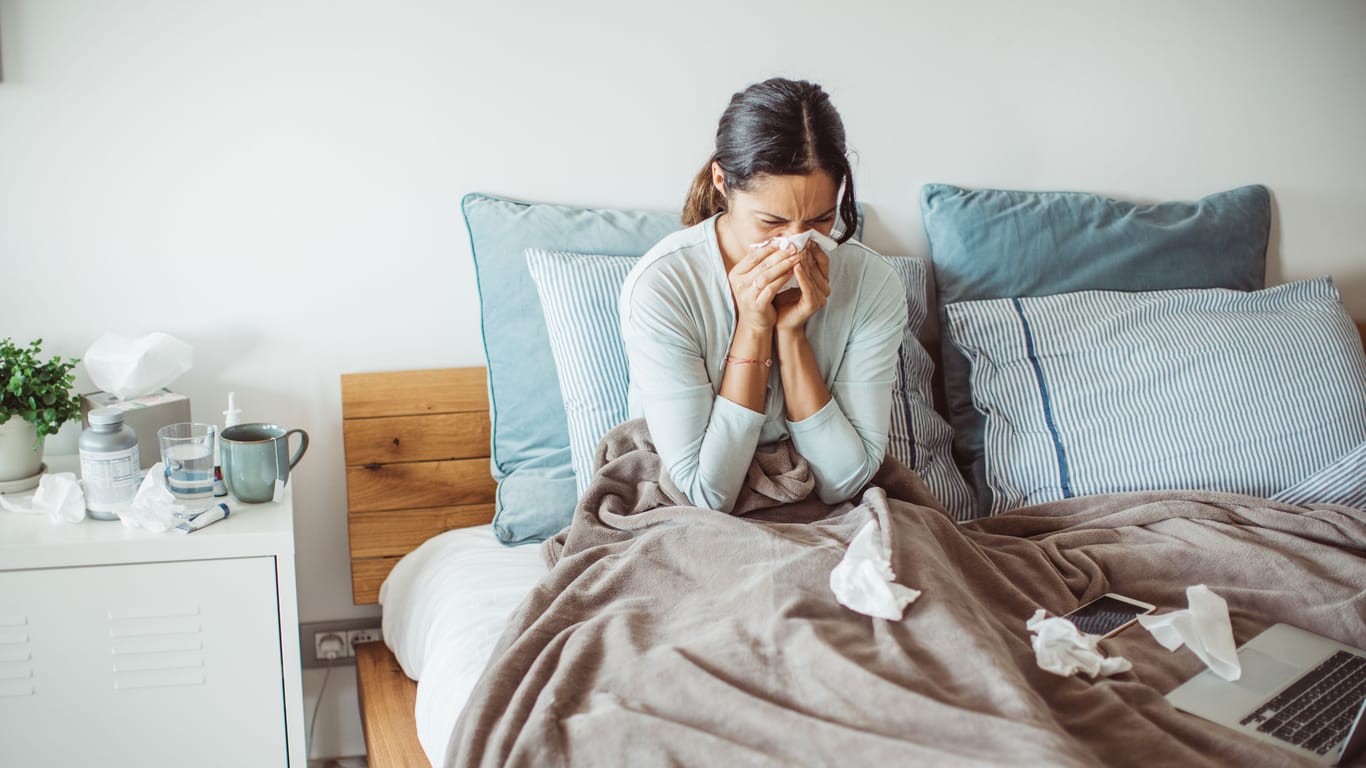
[157,422,216,502]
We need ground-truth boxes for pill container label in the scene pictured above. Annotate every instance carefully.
[80,446,141,512]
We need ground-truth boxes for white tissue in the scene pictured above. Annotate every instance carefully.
[830,519,921,620]
[750,230,839,292]
[1026,609,1134,678]
[1136,585,1242,681]
[118,462,208,532]
[0,472,87,524]
[84,332,193,400]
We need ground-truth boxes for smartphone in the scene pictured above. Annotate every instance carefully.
[1062,593,1156,638]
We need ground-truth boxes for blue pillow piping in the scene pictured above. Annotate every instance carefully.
[1011,298,1073,499]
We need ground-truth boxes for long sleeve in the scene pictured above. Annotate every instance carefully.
[785,261,906,504]
[621,269,765,513]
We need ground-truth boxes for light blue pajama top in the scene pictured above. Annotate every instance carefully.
[619,214,907,513]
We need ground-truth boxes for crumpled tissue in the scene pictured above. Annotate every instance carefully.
[1026,609,1134,678]
[84,332,193,400]
[830,519,921,620]
[1137,584,1242,681]
[0,472,87,524]
[751,230,840,292]
[117,462,207,532]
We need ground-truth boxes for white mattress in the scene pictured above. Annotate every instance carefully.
[378,524,546,766]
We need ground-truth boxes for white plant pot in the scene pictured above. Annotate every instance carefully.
[0,417,45,483]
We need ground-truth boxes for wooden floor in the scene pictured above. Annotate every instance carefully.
[355,641,430,768]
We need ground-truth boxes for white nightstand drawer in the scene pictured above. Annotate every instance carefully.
[0,556,287,767]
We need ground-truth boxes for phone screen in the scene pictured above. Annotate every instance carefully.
[1064,596,1150,636]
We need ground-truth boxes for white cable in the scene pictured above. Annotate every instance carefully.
[307,638,342,761]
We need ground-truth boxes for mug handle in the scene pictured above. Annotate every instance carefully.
[285,429,309,470]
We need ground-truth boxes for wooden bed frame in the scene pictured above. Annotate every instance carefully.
[344,322,1366,768]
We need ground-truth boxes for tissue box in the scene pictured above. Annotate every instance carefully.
[80,390,192,470]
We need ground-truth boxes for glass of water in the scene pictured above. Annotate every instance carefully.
[157,423,216,502]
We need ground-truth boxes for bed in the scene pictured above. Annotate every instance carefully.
[346,187,1366,768]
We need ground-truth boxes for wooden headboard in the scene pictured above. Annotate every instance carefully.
[343,322,1366,606]
[342,368,495,604]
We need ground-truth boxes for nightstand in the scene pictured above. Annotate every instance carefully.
[0,467,306,767]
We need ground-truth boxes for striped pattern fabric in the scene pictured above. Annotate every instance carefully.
[527,248,972,513]
[945,277,1366,514]
[882,256,973,521]
[1272,440,1366,510]
[526,249,637,494]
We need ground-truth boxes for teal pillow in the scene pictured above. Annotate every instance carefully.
[922,183,1270,516]
[462,193,680,544]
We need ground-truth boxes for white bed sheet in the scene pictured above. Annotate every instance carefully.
[378,524,546,766]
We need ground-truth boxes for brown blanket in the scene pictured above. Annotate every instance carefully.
[448,419,1366,767]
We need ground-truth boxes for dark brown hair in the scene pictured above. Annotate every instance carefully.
[682,78,857,243]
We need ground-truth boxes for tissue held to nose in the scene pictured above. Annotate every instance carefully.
[830,519,921,620]
[750,230,840,293]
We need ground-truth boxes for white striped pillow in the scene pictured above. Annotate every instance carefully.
[945,277,1366,514]
[1271,440,1366,510]
[526,249,636,495]
[883,257,973,520]
[527,248,970,512]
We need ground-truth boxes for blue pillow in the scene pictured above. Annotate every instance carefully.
[526,247,971,519]
[462,193,680,544]
[921,183,1271,516]
[944,277,1366,513]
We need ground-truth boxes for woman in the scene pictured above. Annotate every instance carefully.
[620,77,906,513]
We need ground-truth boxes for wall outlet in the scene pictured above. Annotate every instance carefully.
[300,618,382,668]
[315,632,347,662]
[347,628,383,655]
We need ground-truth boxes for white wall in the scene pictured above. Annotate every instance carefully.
[2,0,1363,759]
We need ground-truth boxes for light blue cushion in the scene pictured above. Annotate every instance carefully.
[921,183,1271,516]
[944,277,1366,513]
[1271,440,1366,511]
[526,247,970,518]
[462,193,680,544]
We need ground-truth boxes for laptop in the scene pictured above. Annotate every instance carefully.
[1166,623,1366,765]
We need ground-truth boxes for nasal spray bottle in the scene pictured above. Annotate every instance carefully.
[213,393,243,497]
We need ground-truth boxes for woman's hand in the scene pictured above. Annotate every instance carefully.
[774,244,831,333]
[727,240,802,332]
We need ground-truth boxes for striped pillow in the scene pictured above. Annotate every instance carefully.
[945,277,1366,514]
[883,257,973,520]
[527,248,969,513]
[526,249,636,495]
[1271,440,1366,510]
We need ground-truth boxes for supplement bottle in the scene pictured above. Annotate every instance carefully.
[79,407,140,520]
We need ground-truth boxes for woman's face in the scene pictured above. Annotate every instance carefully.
[713,165,840,247]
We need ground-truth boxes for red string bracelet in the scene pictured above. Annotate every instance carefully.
[725,355,772,368]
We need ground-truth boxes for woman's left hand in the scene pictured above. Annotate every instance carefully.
[774,244,831,332]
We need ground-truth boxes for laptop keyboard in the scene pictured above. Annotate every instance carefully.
[1239,651,1366,756]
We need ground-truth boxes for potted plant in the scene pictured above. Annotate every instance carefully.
[0,338,81,487]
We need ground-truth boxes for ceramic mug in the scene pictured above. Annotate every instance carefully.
[219,423,309,503]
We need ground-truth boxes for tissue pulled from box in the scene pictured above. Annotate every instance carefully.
[830,518,921,620]
[117,462,206,532]
[1027,609,1134,678]
[1136,584,1242,681]
[750,230,839,292]
[84,332,193,400]
[0,472,86,524]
